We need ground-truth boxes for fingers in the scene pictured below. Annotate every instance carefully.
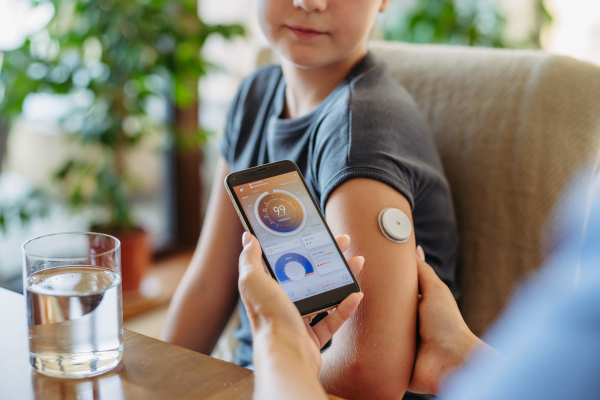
[242,231,252,246]
[346,255,364,277]
[416,254,444,295]
[334,235,364,277]
[416,246,426,302]
[335,234,351,253]
[311,292,363,347]
[239,232,265,279]
[416,245,425,261]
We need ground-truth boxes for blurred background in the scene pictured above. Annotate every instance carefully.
[1,0,599,355]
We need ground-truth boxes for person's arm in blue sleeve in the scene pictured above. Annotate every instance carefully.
[439,175,600,400]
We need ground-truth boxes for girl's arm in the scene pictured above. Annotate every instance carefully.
[162,157,244,354]
[320,178,419,400]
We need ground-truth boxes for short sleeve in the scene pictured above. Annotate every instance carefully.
[313,66,445,213]
[219,85,244,166]
[320,165,414,212]
[219,66,283,167]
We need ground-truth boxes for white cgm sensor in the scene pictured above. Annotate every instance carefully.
[378,208,412,243]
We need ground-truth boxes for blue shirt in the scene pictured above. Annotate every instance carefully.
[441,171,600,400]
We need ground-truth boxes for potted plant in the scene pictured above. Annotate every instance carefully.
[381,0,551,49]
[0,0,243,291]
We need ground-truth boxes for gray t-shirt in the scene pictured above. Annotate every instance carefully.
[221,52,458,368]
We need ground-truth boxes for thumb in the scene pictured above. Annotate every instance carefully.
[239,232,264,278]
[416,256,444,295]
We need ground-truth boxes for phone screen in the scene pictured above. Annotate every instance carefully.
[232,171,355,302]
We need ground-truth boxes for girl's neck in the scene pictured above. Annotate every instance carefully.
[281,45,367,119]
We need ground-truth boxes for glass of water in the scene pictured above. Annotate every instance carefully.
[22,232,123,378]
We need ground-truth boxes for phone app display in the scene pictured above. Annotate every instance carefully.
[255,190,306,235]
[275,253,314,282]
[234,171,354,301]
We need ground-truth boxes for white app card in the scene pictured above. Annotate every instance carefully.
[309,247,345,275]
[302,231,332,249]
[264,238,302,256]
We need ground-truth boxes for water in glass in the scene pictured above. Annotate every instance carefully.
[26,265,123,378]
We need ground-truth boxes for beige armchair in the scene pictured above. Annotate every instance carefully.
[221,41,600,360]
[367,41,600,335]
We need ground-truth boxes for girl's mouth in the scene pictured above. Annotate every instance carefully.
[286,25,327,40]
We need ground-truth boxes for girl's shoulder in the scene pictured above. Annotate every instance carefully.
[319,60,431,148]
[234,64,283,107]
[349,61,426,131]
[314,58,445,184]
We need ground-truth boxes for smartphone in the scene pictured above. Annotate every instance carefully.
[224,160,361,317]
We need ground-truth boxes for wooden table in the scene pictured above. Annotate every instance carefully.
[0,288,254,400]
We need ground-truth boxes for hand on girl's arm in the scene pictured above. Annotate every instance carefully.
[409,246,500,395]
[238,232,363,400]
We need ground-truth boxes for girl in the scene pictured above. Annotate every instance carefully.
[164,1,458,398]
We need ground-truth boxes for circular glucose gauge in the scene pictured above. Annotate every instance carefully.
[274,253,314,282]
[254,189,307,236]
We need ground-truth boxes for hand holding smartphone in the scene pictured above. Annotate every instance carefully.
[225,160,361,317]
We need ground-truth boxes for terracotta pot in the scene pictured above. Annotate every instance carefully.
[100,228,151,292]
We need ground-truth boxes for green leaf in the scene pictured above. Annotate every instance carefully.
[0,212,6,234]
[382,0,549,49]
[1,0,246,234]
[53,160,76,180]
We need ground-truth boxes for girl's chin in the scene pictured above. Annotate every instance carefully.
[276,46,340,69]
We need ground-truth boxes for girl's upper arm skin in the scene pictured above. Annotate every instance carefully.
[319,178,418,400]
[162,157,245,354]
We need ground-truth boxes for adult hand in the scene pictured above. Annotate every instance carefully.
[238,232,364,376]
[407,247,484,395]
